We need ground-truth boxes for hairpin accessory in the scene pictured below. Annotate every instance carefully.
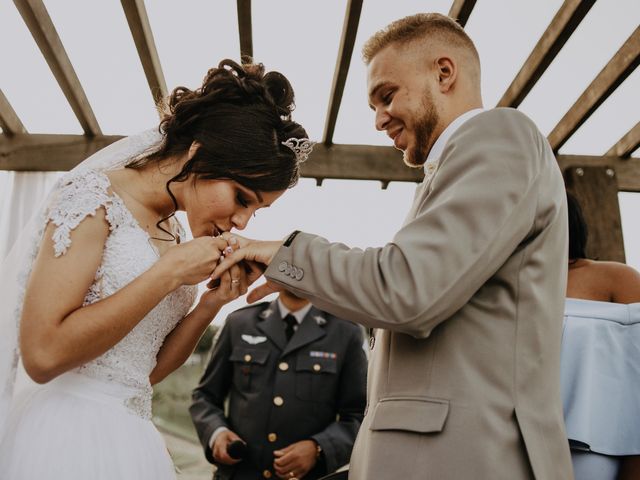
[281,137,315,164]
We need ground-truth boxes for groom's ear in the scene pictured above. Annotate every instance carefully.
[435,56,457,93]
[188,141,201,160]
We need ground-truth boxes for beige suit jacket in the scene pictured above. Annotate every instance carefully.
[265,108,573,479]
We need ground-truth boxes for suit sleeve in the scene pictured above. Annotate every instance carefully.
[189,321,234,464]
[265,110,547,338]
[311,326,367,473]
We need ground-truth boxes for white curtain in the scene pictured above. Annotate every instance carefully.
[0,171,63,261]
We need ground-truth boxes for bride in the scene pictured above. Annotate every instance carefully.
[0,59,310,479]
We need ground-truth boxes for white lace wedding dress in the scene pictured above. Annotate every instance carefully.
[0,168,197,479]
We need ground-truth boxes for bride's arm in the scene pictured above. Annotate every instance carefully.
[20,208,223,383]
[150,261,247,385]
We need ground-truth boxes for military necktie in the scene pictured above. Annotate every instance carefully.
[283,314,297,341]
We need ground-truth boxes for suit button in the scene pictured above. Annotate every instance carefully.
[295,269,304,280]
[263,470,272,478]
[313,364,321,372]
[273,396,284,407]
[278,362,289,371]
[268,432,277,442]
[369,336,375,350]
[244,354,252,362]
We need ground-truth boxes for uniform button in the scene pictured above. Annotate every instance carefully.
[268,432,277,442]
[273,396,284,407]
[244,354,252,362]
[263,470,272,478]
[278,362,289,371]
[313,364,321,372]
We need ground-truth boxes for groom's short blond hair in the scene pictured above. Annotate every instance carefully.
[362,13,480,66]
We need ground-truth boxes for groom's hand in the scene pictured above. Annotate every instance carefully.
[211,240,283,281]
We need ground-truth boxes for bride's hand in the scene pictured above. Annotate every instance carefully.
[153,236,228,287]
[198,261,247,310]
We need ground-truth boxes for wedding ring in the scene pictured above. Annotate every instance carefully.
[231,279,240,285]
[288,473,295,479]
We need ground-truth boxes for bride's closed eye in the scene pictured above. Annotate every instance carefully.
[236,193,249,208]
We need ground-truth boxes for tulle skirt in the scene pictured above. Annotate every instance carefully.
[0,372,176,480]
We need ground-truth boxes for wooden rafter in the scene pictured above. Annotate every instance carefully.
[448,0,477,28]
[121,0,167,111]
[13,0,101,136]
[497,0,596,108]
[0,90,27,136]
[605,121,640,158]
[322,0,363,145]
[4,135,640,193]
[237,0,253,61]
[548,26,640,152]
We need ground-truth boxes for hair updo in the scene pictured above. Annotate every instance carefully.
[127,59,308,238]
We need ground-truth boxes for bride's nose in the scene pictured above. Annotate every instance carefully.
[231,210,252,230]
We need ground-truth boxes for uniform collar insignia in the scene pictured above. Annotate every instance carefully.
[313,314,327,326]
[259,308,273,320]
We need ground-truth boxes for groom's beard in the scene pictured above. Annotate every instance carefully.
[404,89,440,168]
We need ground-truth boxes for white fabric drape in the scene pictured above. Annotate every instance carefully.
[0,171,63,261]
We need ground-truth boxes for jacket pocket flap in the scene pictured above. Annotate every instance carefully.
[229,347,270,365]
[296,355,337,374]
[370,397,449,433]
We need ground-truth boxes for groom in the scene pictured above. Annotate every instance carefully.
[215,13,573,479]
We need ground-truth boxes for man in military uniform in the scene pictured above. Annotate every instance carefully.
[190,290,367,480]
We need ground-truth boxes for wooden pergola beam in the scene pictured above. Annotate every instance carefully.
[4,135,640,192]
[497,0,595,108]
[121,0,167,111]
[548,26,640,152]
[237,0,253,61]
[0,90,27,136]
[558,155,640,192]
[605,121,640,158]
[322,0,363,145]
[13,0,101,136]
[448,0,477,28]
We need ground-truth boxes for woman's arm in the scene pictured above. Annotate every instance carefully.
[610,262,640,303]
[150,259,249,385]
[20,209,225,383]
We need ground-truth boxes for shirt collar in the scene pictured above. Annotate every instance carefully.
[277,298,312,324]
[424,108,484,170]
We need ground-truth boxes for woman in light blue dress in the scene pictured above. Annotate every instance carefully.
[561,192,640,479]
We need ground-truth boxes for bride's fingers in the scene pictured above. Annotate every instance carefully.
[212,249,247,279]
[229,263,242,295]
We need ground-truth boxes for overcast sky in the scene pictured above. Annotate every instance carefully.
[1,0,638,323]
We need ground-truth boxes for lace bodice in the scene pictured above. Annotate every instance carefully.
[43,169,197,418]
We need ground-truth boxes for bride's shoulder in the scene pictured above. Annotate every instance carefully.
[45,169,115,256]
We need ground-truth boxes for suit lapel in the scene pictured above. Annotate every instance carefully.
[281,307,327,357]
[256,300,287,351]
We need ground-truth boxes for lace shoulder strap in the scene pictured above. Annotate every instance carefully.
[46,169,113,257]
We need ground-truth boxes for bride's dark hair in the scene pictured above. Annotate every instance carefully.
[126,59,308,239]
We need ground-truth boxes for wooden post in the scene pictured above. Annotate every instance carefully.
[564,166,625,262]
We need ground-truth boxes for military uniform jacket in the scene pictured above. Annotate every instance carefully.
[264,109,574,479]
[190,301,367,480]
